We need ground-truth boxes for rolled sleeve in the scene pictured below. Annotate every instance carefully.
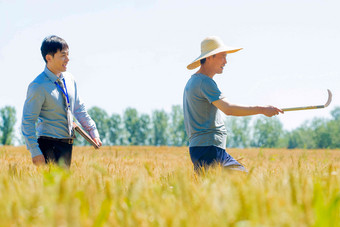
[89,128,100,139]
[73,84,100,139]
[29,147,43,158]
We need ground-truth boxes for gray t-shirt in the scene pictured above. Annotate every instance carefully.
[183,73,227,149]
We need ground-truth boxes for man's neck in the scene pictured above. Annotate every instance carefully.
[46,65,62,77]
[196,66,215,78]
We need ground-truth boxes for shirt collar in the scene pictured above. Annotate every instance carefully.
[44,66,64,82]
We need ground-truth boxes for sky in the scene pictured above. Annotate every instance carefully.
[0,0,339,138]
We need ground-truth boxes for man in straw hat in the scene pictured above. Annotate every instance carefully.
[183,36,283,173]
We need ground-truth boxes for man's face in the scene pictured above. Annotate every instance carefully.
[208,52,227,74]
[46,48,69,75]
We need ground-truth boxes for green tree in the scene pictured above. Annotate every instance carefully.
[225,116,252,148]
[123,108,140,145]
[169,105,187,146]
[286,124,313,149]
[287,129,303,149]
[328,107,340,148]
[285,107,340,149]
[328,119,340,149]
[310,118,332,149]
[152,110,169,146]
[88,106,109,145]
[286,119,330,149]
[251,116,283,148]
[331,107,340,121]
[137,114,151,145]
[0,106,16,145]
[107,114,123,145]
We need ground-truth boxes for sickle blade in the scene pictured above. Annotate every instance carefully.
[282,89,333,112]
[324,89,332,107]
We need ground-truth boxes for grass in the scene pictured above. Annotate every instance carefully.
[0,146,340,226]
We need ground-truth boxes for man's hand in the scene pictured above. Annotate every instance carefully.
[32,155,46,166]
[93,137,102,147]
[262,106,284,117]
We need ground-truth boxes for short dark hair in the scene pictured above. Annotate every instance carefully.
[40,35,69,63]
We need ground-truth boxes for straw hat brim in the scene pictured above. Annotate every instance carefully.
[187,46,243,70]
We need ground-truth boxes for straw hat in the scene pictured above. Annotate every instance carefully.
[187,36,243,70]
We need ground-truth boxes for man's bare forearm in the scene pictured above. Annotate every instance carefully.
[213,98,283,117]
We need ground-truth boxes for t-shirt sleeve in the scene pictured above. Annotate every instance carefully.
[200,78,225,103]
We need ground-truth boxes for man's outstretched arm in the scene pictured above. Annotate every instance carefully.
[212,98,283,117]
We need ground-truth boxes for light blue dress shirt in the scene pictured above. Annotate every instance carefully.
[22,67,99,157]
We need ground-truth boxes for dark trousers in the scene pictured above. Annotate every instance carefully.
[38,137,73,168]
[189,146,247,173]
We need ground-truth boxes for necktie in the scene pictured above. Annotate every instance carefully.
[57,78,74,137]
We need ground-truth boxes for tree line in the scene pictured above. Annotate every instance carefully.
[225,106,340,149]
[1,105,340,148]
[75,106,187,146]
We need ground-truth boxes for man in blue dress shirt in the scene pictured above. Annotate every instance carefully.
[22,35,102,167]
[184,36,283,173]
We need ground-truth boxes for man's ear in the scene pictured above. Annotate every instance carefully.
[206,55,213,63]
[45,54,53,63]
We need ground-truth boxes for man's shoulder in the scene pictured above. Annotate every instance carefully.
[187,74,204,85]
[25,73,49,97]
[186,74,215,91]
[190,74,216,84]
[30,72,49,87]
[185,75,200,90]
[193,74,217,88]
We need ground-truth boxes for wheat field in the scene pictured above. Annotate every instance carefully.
[0,146,339,227]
